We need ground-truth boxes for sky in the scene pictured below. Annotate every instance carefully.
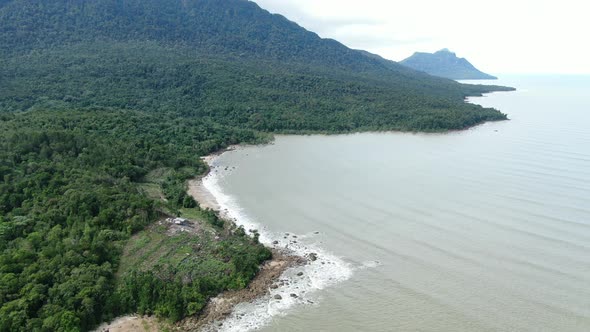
[252,0,590,75]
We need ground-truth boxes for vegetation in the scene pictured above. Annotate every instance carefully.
[0,0,515,331]
[0,0,514,133]
[116,217,270,323]
[0,110,270,331]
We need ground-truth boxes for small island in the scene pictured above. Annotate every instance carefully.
[400,49,498,80]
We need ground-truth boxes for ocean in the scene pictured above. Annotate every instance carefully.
[202,76,590,331]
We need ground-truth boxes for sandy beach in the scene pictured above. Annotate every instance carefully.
[187,176,220,211]
[187,146,239,212]
[182,151,306,330]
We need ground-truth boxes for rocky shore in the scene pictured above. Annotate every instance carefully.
[178,250,305,331]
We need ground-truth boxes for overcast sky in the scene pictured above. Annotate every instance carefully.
[252,0,590,75]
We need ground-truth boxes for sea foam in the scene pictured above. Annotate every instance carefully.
[201,157,354,331]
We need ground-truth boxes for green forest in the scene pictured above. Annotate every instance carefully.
[0,0,514,330]
[0,110,271,331]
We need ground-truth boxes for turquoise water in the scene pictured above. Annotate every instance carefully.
[205,76,590,331]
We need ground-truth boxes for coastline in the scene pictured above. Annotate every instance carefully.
[97,146,306,332]
[179,250,305,331]
[101,118,513,331]
[184,145,354,331]
[181,148,308,331]
[101,138,369,332]
[184,150,307,331]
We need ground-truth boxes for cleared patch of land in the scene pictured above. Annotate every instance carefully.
[95,315,163,332]
[107,163,299,331]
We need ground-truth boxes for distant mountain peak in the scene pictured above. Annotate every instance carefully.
[401,49,497,80]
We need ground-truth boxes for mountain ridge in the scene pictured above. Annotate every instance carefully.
[0,0,514,132]
[0,0,404,71]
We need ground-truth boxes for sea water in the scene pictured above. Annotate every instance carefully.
[203,76,590,331]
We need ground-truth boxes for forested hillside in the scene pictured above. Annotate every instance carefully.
[0,0,513,132]
[0,0,514,330]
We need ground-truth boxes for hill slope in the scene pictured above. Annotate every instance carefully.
[401,49,498,80]
[0,0,512,131]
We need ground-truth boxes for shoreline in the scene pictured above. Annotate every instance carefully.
[98,86,515,331]
[99,124,510,331]
[98,145,306,332]
[181,147,307,331]
[179,250,305,331]
[184,146,353,331]
[101,138,363,332]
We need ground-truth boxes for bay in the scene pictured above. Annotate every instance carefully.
[206,76,590,331]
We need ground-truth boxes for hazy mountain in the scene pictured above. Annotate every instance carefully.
[401,49,498,80]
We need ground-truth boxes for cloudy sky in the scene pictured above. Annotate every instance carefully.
[252,0,590,75]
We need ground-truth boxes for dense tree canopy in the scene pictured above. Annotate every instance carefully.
[0,110,271,331]
[0,0,513,133]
